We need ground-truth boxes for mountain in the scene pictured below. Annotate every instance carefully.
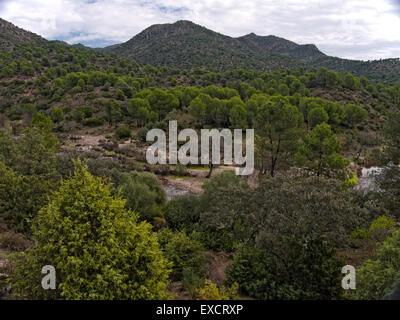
[0,18,45,49]
[103,20,303,71]
[238,33,326,63]
[104,20,400,85]
[0,18,398,85]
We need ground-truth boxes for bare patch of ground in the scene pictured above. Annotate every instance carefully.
[206,251,231,286]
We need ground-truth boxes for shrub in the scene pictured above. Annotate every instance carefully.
[115,125,131,139]
[158,229,208,282]
[50,107,64,123]
[355,230,400,300]
[164,194,201,232]
[118,171,166,222]
[135,127,148,142]
[11,162,172,300]
[83,117,104,127]
[226,240,343,300]
[193,280,239,300]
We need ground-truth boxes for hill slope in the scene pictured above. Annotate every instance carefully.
[104,20,400,85]
[103,20,303,71]
[0,18,45,50]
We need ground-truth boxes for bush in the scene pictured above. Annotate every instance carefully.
[118,171,166,222]
[193,280,239,300]
[115,125,131,139]
[50,107,64,123]
[83,117,104,127]
[196,172,251,251]
[355,230,400,300]
[135,127,148,142]
[226,240,343,300]
[164,194,201,232]
[73,106,95,122]
[158,229,208,283]
[11,162,172,300]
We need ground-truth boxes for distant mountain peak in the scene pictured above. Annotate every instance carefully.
[174,20,198,25]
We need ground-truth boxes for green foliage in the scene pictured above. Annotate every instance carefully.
[193,280,238,300]
[101,21,400,86]
[308,107,329,128]
[382,110,400,162]
[1,23,399,302]
[343,73,357,90]
[13,126,60,178]
[128,98,156,126]
[158,228,208,283]
[198,172,251,250]
[251,175,363,246]
[73,106,95,122]
[32,111,54,132]
[351,216,395,242]
[50,107,64,123]
[104,99,121,125]
[83,117,104,127]
[115,125,131,139]
[188,96,206,124]
[355,230,400,300]
[343,104,368,128]
[226,240,343,300]
[254,95,303,176]
[0,124,59,233]
[373,112,400,218]
[0,162,54,233]
[229,100,247,128]
[0,119,59,178]
[295,123,349,178]
[11,162,172,299]
[164,194,201,232]
[198,174,364,253]
[342,171,358,190]
[118,171,166,222]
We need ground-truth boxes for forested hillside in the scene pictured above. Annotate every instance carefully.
[104,20,400,86]
[0,18,400,301]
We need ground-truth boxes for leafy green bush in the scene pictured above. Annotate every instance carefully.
[118,171,166,222]
[226,240,343,300]
[158,229,208,283]
[83,117,104,127]
[50,107,64,123]
[11,162,172,300]
[115,125,131,139]
[164,194,201,232]
[355,230,400,300]
[193,280,238,300]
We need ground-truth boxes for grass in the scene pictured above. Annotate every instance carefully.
[167,175,195,180]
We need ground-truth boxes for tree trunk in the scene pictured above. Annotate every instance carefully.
[206,163,214,179]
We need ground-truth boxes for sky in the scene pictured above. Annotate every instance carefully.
[1,0,400,61]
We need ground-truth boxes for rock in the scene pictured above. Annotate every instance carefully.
[0,283,12,297]
[0,273,9,280]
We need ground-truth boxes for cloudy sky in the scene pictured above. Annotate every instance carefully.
[1,0,400,60]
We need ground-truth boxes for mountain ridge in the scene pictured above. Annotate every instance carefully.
[102,20,400,84]
[0,18,399,85]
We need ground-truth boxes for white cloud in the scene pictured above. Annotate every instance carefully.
[0,0,400,60]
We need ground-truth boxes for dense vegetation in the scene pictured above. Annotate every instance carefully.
[0,18,400,300]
